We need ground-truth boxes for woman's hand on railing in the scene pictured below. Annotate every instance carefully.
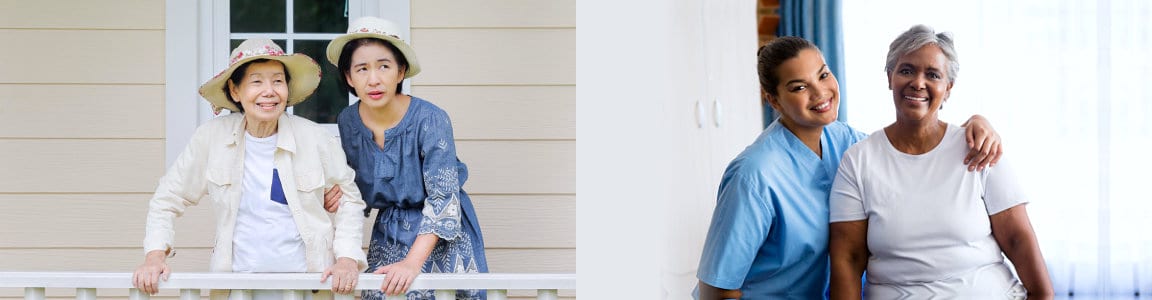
[131,250,171,295]
[373,258,422,296]
[321,257,361,295]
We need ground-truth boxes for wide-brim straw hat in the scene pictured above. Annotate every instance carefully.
[326,16,421,78]
[198,38,322,113]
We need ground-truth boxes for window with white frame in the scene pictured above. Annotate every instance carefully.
[164,0,410,166]
[842,0,1152,296]
[229,0,352,124]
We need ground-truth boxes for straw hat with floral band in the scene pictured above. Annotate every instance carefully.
[199,38,322,114]
[325,16,421,78]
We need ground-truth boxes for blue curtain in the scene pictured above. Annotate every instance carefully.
[767,0,846,127]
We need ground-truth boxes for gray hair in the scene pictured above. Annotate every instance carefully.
[884,24,959,83]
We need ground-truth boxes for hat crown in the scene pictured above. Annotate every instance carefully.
[229,39,287,65]
[199,38,321,114]
[325,16,421,78]
[346,17,406,43]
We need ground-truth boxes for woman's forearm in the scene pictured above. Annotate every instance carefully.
[404,234,439,264]
[990,206,1053,296]
[829,221,869,300]
[1003,234,1053,295]
[697,281,741,300]
[829,254,866,300]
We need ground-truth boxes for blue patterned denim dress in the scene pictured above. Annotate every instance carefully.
[337,97,489,300]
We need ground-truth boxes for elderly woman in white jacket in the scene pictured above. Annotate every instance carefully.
[132,39,369,300]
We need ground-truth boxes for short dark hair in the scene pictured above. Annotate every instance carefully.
[757,36,818,97]
[223,58,291,113]
[337,38,409,97]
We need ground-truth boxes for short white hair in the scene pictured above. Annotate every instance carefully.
[884,24,959,83]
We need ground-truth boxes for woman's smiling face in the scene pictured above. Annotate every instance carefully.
[766,48,841,131]
[888,43,953,123]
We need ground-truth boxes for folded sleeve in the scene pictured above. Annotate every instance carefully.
[696,171,774,290]
[830,149,867,222]
[982,158,1029,215]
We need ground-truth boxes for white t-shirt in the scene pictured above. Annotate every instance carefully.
[233,132,308,274]
[829,123,1028,285]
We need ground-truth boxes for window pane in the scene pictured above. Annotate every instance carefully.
[231,0,286,33]
[1108,1,1152,294]
[290,40,346,124]
[230,39,286,51]
[294,0,347,33]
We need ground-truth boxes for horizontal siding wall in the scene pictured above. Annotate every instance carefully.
[412,29,576,85]
[0,85,164,138]
[0,30,164,84]
[0,140,165,192]
[0,195,574,249]
[0,4,168,297]
[0,0,574,298]
[0,0,163,30]
[410,0,575,28]
[412,0,577,297]
[418,86,576,140]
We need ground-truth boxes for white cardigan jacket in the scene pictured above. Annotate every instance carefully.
[143,113,368,275]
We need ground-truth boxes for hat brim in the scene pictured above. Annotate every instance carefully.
[326,33,421,79]
[198,54,322,113]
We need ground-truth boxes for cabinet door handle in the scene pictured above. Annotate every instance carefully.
[696,100,705,128]
[713,99,723,127]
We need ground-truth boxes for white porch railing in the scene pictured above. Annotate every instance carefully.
[0,272,576,300]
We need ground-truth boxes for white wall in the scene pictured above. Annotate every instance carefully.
[576,0,763,298]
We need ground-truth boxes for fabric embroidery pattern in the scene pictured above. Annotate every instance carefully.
[339,97,488,300]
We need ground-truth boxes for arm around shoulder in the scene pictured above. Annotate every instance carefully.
[960,114,1003,171]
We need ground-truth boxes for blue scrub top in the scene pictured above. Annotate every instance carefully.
[696,120,865,299]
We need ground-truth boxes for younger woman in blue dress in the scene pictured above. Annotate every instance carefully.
[323,16,488,299]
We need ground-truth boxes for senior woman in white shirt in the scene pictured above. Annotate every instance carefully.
[131,39,369,299]
[828,25,1052,299]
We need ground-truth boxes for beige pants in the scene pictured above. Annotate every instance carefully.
[866,262,1027,300]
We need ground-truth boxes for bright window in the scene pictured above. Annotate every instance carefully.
[843,0,1152,295]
